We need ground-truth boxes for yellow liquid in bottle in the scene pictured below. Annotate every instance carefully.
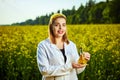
[78,54,87,64]
[78,47,87,64]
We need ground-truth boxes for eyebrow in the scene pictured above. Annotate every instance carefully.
[55,21,66,24]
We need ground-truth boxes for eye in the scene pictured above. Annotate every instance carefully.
[55,24,58,26]
[62,23,66,27]
[54,23,59,27]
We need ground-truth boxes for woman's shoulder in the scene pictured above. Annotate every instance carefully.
[67,40,77,50]
[37,38,50,47]
[68,40,76,46]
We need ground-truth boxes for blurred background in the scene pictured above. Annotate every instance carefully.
[0,0,120,25]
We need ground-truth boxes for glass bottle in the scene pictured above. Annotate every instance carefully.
[78,47,87,64]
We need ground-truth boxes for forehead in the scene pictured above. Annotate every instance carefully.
[54,17,66,23]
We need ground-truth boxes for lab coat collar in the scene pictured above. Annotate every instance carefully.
[46,38,68,50]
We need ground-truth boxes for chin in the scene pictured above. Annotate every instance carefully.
[57,34,64,37]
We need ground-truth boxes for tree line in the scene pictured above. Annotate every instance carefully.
[12,0,120,25]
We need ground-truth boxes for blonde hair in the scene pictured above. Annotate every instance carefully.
[48,13,69,44]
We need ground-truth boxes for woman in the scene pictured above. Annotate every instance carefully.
[37,13,90,80]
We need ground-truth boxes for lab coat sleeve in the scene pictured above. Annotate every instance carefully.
[72,43,86,74]
[37,43,72,77]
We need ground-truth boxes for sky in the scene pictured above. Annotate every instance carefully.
[0,0,106,25]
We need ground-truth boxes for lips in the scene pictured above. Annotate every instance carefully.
[58,30,63,34]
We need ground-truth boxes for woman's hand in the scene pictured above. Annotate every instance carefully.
[72,63,87,68]
[83,52,90,61]
[72,52,90,68]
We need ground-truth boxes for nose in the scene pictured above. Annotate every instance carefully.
[59,25,62,29]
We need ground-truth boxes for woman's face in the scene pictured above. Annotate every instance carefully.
[52,17,66,38]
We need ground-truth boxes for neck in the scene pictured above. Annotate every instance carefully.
[55,37,63,44]
[55,37,64,49]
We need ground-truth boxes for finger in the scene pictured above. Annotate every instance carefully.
[78,64,87,68]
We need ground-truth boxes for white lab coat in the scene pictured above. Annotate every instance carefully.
[37,38,86,80]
